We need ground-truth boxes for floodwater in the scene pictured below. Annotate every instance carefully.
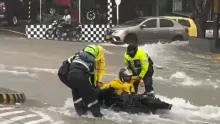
[0,35,220,124]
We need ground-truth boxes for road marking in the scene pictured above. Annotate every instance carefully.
[0,111,25,117]
[0,107,14,111]
[24,118,50,124]
[53,121,65,124]
[0,105,59,124]
[1,114,38,124]
[104,50,115,55]
[100,43,128,47]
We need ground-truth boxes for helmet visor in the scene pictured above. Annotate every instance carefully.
[123,76,131,83]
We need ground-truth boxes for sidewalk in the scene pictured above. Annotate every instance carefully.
[0,88,26,104]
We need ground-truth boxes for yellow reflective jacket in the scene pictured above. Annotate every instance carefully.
[124,48,149,79]
[94,45,106,86]
[100,78,135,95]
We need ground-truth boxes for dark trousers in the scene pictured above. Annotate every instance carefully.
[61,23,72,32]
[67,70,102,117]
[133,66,154,93]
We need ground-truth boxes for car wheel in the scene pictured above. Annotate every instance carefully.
[172,35,183,42]
[124,34,138,44]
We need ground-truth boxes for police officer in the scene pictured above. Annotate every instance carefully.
[87,45,106,89]
[63,45,103,117]
[124,44,154,96]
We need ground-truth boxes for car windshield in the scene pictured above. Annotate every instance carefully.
[123,18,145,26]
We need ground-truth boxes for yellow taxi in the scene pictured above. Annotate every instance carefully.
[163,16,197,37]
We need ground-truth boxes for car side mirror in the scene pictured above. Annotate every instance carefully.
[140,24,147,29]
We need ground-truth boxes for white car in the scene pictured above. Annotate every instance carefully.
[105,16,189,44]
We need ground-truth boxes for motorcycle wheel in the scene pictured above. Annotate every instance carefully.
[45,28,55,40]
[55,29,62,39]
[69,30,81,42]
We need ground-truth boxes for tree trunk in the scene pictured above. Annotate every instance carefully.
[194,0,212,38]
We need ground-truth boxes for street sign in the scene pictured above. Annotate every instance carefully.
[115,0,121,6]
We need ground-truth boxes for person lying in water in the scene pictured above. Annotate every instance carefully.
[100,67,135,95]
[98,67,137,109]
[98,68,172,112]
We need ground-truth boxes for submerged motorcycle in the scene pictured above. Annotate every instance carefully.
[45,19,81,42]
[98,89,172,114]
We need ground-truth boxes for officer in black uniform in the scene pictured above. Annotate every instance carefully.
[58,46,103,117]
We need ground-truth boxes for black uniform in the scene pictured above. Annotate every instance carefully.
[58,51,103,117]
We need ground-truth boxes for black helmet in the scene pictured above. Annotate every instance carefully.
[119,67,133,82]
[127,44,138,58]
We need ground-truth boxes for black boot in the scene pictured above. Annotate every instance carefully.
[89,102,103,118]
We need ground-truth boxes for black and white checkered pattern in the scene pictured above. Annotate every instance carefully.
[26,25,52,39]
[107,0,113,24]
[25,24,114,42]
[28,1,31,22]
[80,24,114,42]
[26,0,115,42]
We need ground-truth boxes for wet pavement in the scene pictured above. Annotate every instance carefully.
[0,34,220,124]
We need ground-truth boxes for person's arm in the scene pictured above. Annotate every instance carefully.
[67,56,74,63]
[100,80,117,90]
[139,50,149,79]
[96,55,106,84]
[124,53,130,69]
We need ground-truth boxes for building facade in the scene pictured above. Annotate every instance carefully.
[26,0,197,42]
[47,0,195,24]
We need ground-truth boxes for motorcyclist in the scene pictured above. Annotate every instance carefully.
[99,67,135,109]
[58,47,103,118]
[98,68,172,112]
[124,44,154,96]
[100,67,135,95]
[61,9,72,34]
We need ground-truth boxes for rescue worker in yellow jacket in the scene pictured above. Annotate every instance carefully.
[83,45,106,88]
[124,44,154,96]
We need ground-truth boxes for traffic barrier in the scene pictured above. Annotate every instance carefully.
[0,93,26,104]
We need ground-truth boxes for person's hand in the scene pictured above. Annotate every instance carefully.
[96,82,103,88]
[135,76,142,82]
[140,80,144,87]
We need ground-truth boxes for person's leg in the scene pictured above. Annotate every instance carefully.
[143,66,154,95]
[67,72,88,116]
[78,76,103,117]
[71,89,88,116]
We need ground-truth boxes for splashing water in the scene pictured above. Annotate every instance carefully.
[47,95,220,124]
[169,72,202,86]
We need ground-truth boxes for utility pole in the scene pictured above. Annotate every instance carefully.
[213,0,220,47]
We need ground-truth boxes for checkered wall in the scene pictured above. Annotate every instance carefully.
[25,24,114,42]
[107,0,113,24]
[26,25,51,39]
[26,0,115,42]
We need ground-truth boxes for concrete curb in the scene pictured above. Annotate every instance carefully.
[0,28,26,37]
[0,93,26,104]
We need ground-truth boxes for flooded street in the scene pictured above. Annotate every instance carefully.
[0,34,219,124]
